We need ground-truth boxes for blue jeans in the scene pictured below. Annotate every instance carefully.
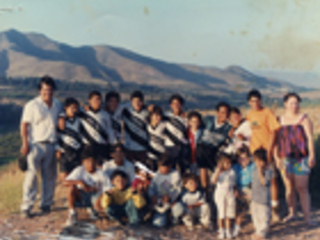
[106,199,139,225]
[152,202,184,228]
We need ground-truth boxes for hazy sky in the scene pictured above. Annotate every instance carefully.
[1,0,320,74]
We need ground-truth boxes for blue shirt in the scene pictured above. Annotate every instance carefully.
[233,161,254,190]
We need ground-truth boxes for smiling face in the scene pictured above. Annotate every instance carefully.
[285,96,300,114]
[112,147,125,165]
[170,99,183,115]
[151,113,162,126]
[248,97,262,111]
[217,106,229,123]
[83,157,96,174]
[131,97,143,112]
[229,111,242,127]
[39,83,54,103]
[65,103,79,119]
[89,95,102,111]
[238,153,250,168]
[112,175,127,191]
[106,97,119,113]
[184,179,198,192]
[188,116,200,131]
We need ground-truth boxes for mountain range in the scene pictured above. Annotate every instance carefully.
[0,29,305,97]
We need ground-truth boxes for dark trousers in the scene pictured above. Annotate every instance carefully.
[106,199,139,225]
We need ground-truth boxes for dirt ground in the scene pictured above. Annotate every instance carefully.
[1,191,320,240]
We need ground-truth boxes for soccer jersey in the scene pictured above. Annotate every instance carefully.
[57,113,82,152]
[119,103,149,151]
[164,112,188,147]
[147,121,167,161]
[108,108,123,142]
[78,108,116,146]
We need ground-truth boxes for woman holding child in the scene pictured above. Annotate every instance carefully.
[274,92,316,225]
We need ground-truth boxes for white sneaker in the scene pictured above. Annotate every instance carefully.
[218,229,225,239]
[232,227,240,238]
[87,208,98,220]
[66,212,77,227]
[225,230,232,239]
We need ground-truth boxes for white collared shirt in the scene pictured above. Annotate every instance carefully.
[21,96,62,144]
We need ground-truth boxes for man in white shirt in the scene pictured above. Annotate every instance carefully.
[20,76,62,218]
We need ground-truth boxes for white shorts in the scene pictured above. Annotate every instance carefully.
[214,190,236,219]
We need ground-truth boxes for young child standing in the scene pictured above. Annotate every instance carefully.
[233,146,255,238]
[63,146,112,226]
[147,106,167,171]
[187,111,203,174]
[211,153,236,239]
[148,154,183,228]
[100,170,146,227]
[180,173,211,231]
[56,98,83,181]
[251,148,273,240]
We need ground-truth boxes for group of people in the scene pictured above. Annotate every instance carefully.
[19,76,316,240]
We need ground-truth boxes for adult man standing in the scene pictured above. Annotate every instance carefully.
[20,76,62,218]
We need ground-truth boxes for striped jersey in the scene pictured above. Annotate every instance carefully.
[57,113,82,153]
[164,112,188,147]
[78,108,116,146]
[118,103,149,151]
[147,121,167,161]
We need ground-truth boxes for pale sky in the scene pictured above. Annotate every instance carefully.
[1,0,320,74]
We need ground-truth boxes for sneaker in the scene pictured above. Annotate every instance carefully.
[21,210,32,219]
[87,208,99,220]
[202,223,213,232]
[271,207,281,223]
[65,212,77,227]
[233,227,240,238]
[40,206,51,215]
[225,230,232,239]
[218,229,225,239]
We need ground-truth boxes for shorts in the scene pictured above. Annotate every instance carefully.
[196,143,219,170]
[214,190,236,219]
[59,152,81,173]
[281,157,310,176]
[75,190,100,208]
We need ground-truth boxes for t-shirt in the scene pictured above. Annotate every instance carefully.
[180,188,206,206]
[102,159,135,184]
[251,166,272,205]
[246,108,280,153]
[233,161,254,190]
[66,166,111,194]
[148,170,181,202]
[213,169,236,193]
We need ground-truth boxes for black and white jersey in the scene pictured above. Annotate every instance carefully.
[57,114,82,153]
[147,122,167,161]
[78,108,116,146]
[119,103,149,151]
[180,188,206,206]
[109,107,123,142]
[164,112,188,147]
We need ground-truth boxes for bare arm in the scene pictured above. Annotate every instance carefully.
[258,168,266,186]
[20,122,30,155]
[211,167,222,185]
[267,129,278,163]
[303,117,316,168]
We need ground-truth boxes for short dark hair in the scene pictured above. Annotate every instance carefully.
[89,90,102,100]
[182,173,199,186]
[230,107,241,115]
[283,92,302,103]
[105,91,121,103]
[37,75,56,91]
[236,145,250,157]
[64,97,79,108]
[247,89,262,101]
[111,143,126,153]
[217,152,232,165]
[253,148,268,163]
[149,105,163,118]
[81,146,96,162]
[169,94,185,106]
[158,153,172,167]
[111,169,128,181]
[216,101,231,114]
[187,110,202,122]
[130,90,144,101]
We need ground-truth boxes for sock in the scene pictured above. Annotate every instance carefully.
[234,224,240,232]
[271,200,279,208]
[69,208,76,215]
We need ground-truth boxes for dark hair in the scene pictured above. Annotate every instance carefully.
[247,89,262,101]
[64,97,79,108]
[149,105,163,118]
[37,75,56,91]
[111,143,126,153]
[81,145,96,162]
[105,91,121,103]
[283,92,302,103]
[217,152,232,165]
[182,173,199,186]
[187,110,202,121]
[89,90,102,100]
[130,90,144,101]
[158,153,172,167]
[216,101,231,114]
[253,148,268,163]
[169,94,185,106]
[111,169,128,181]
[236,145,250,157]
[230,107,241,115]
